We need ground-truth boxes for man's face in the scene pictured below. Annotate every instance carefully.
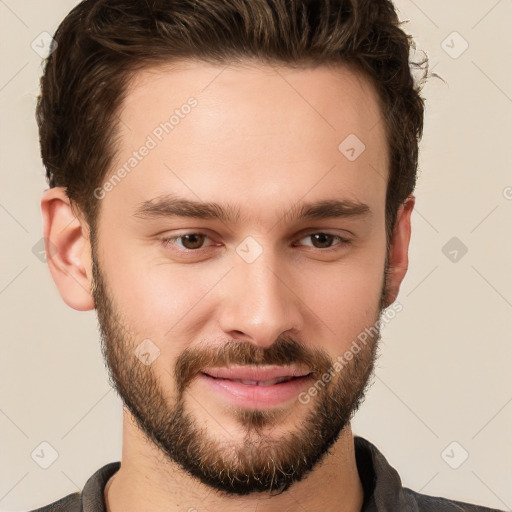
[91,61,391,495]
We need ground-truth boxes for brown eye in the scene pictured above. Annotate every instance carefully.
[296,232,352,251]
[177,233,207,250]
[309,233,336,249]
[299,233,349,249]
[161,233,211,251]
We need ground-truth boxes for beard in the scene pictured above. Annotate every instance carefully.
[91,235,389,497]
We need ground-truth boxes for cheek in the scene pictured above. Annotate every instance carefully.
[306,268,382,324]
[101,242,222,339]
[298,244,386,349]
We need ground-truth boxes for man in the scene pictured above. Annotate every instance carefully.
[32,0,504,510]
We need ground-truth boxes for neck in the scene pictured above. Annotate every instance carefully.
[105,409,364,512]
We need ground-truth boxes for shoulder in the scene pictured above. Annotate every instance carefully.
[27,491,81,512]
[404,487,505,512]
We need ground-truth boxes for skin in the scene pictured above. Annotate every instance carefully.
[41,60,414,512]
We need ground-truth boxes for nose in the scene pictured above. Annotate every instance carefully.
[217,252,304,348]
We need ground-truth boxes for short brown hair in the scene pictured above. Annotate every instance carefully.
[36,0,427,245]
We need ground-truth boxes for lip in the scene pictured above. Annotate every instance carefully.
[203,365,311,382]
[199,368,313,409]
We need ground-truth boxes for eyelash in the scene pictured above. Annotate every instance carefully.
[159,231,352,254]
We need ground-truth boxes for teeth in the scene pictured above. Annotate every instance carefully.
[233,376,294,386]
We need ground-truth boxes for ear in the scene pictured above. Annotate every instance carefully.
[383,194,415,307]
[40,187,94,311]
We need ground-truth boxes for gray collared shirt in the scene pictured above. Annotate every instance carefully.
[29,436,505,511]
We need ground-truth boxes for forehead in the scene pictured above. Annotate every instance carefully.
[103,60,389,228]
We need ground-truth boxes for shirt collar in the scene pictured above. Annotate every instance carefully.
[354,435,411,511]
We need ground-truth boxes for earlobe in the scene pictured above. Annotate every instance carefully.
[41,187,95,311]
[383,194,415,308]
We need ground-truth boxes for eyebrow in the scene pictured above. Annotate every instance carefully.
[132,194,372,224]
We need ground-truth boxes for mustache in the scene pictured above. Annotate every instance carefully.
[174,335,334,396]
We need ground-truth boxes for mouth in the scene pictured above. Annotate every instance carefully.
[201,373,309,386]
[198,366,314,408]
[201,365,313,384]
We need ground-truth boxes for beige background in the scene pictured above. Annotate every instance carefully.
[1,1,511,510]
